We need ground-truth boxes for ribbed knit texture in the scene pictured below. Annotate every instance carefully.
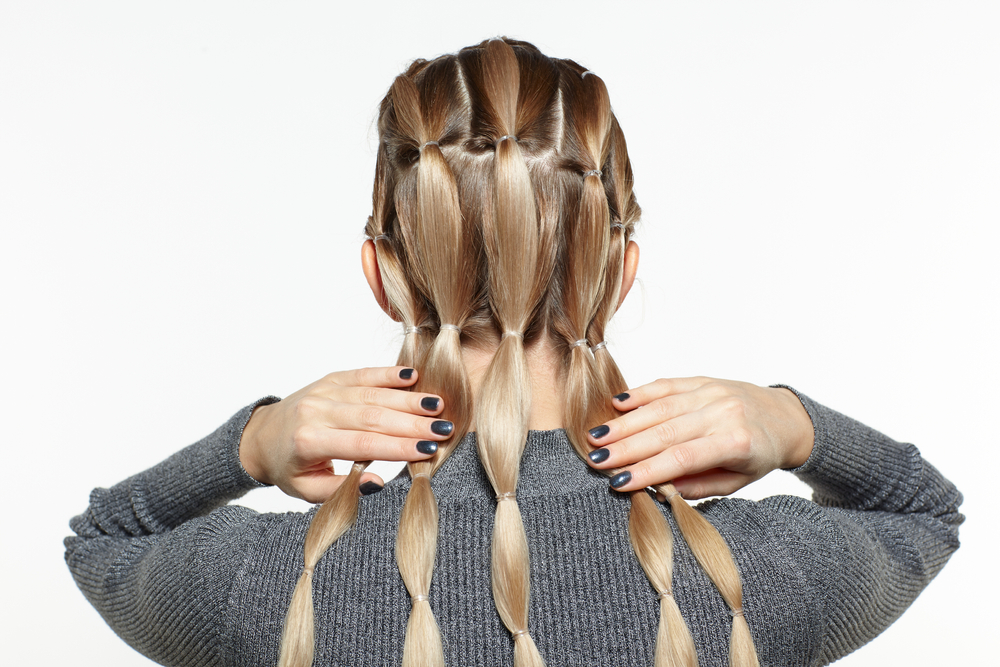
[65,390,963,667]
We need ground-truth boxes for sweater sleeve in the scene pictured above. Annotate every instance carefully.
[765,387,964,666]
[64,396,281,667]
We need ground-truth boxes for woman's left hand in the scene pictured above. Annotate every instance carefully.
[585,377,815,499]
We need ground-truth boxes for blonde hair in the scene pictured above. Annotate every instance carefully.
[278,38,759,667]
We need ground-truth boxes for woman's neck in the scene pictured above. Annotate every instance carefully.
[462,337,567,431]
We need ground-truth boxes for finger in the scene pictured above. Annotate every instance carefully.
[609,376,715,412]
[326,366,419,389]
[358,472,386,497]
[300,428,445,464]
[294,470,388,504]
[606,434,735,493]
[292,467,345,504]
[340,385,444,417]
[587,386,711,446]
[587,410,708,469]
[319,399,454,442]
[671,469,753,500]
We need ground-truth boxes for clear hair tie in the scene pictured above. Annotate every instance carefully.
[730,608,745,618]
[502,330,523,339]
[511,629,529,638]
[610,223,625,231]
[583,169,602,178]
[590,341,608,353]
[581,70,595,78]
[303,566,315,576]
[373,234,390,242]
[404,325,421,336]
[657,589,673,600]
[496,491,516,502]
[420,140,439,150]
[570,339,589,349]
[412,594,429,603]
[411,472,430,480]
[496,135,518,145]
[440,324,461,334]
[664,490,682,501]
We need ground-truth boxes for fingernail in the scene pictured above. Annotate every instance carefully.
[420,396,441,411]
[614,392,630,402]
[588,424,610,439]
[610,471,632,489]
[416,440,438,455]
[589,448,610,464]
[431,420,454,436]
[399,368,415,380]
[359,481,384,495]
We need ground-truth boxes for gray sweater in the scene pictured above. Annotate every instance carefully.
[65,389,963,666]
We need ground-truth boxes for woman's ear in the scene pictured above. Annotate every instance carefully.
[617,240,640,310]
[361,240,400,321]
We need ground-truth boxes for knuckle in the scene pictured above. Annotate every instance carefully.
[731,428,753,455]
[720,396,746,417]
[358,407,382,428]
[291,426,314,455]
[294,396,321,419]
[653,378,672,393]
[630,461,652,486]
[652,420,678,445]
[360,387,381,406]
[670,445,695,475]
[649,398,672,420]
[352,432,378,459]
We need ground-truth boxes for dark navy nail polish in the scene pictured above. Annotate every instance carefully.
[359,481,384,495]
[399,368,415,380]
[614,392,630,402]
[589,424,610,439]
[610,471,632,489]
[420,396,441,411]
[431,420,454,436]
[417,440,438,455]
[589,448,610,464]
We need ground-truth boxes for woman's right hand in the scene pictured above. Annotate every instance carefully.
[239,366,452,503]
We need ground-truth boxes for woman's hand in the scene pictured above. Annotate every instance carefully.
[585,377,814,499]
[239,366,453,503]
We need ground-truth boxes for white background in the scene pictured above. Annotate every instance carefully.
[1,2,996,665]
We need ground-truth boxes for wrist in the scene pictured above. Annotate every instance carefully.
[239,402,273,485]
[774,387,815,469]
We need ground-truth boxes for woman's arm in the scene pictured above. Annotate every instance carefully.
[752,388,963,665]
[64,366,450,666]
[585,378,963,665]
[64,397,279,666]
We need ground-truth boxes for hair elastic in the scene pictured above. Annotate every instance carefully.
[420,140,440,150]
[496,491,516,502]
[730,608,745,618]
[404,325,421,336]
[511,629,529,638]
[657,589,673,600]
[570,339,589,349]
[412,594,429,603]
[502,330,523,339]
[610,223,625,231]
[581,70,595,78]
[373,234,390,242]
[590,341,608,353]
[411,472,430,480]
[496,135,518,145]
[439,324,461,334]
[664,491,682,501]
[583,169,602,178]
[303,566,315,576]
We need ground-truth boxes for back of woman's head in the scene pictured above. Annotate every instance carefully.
[281,38,758,667]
